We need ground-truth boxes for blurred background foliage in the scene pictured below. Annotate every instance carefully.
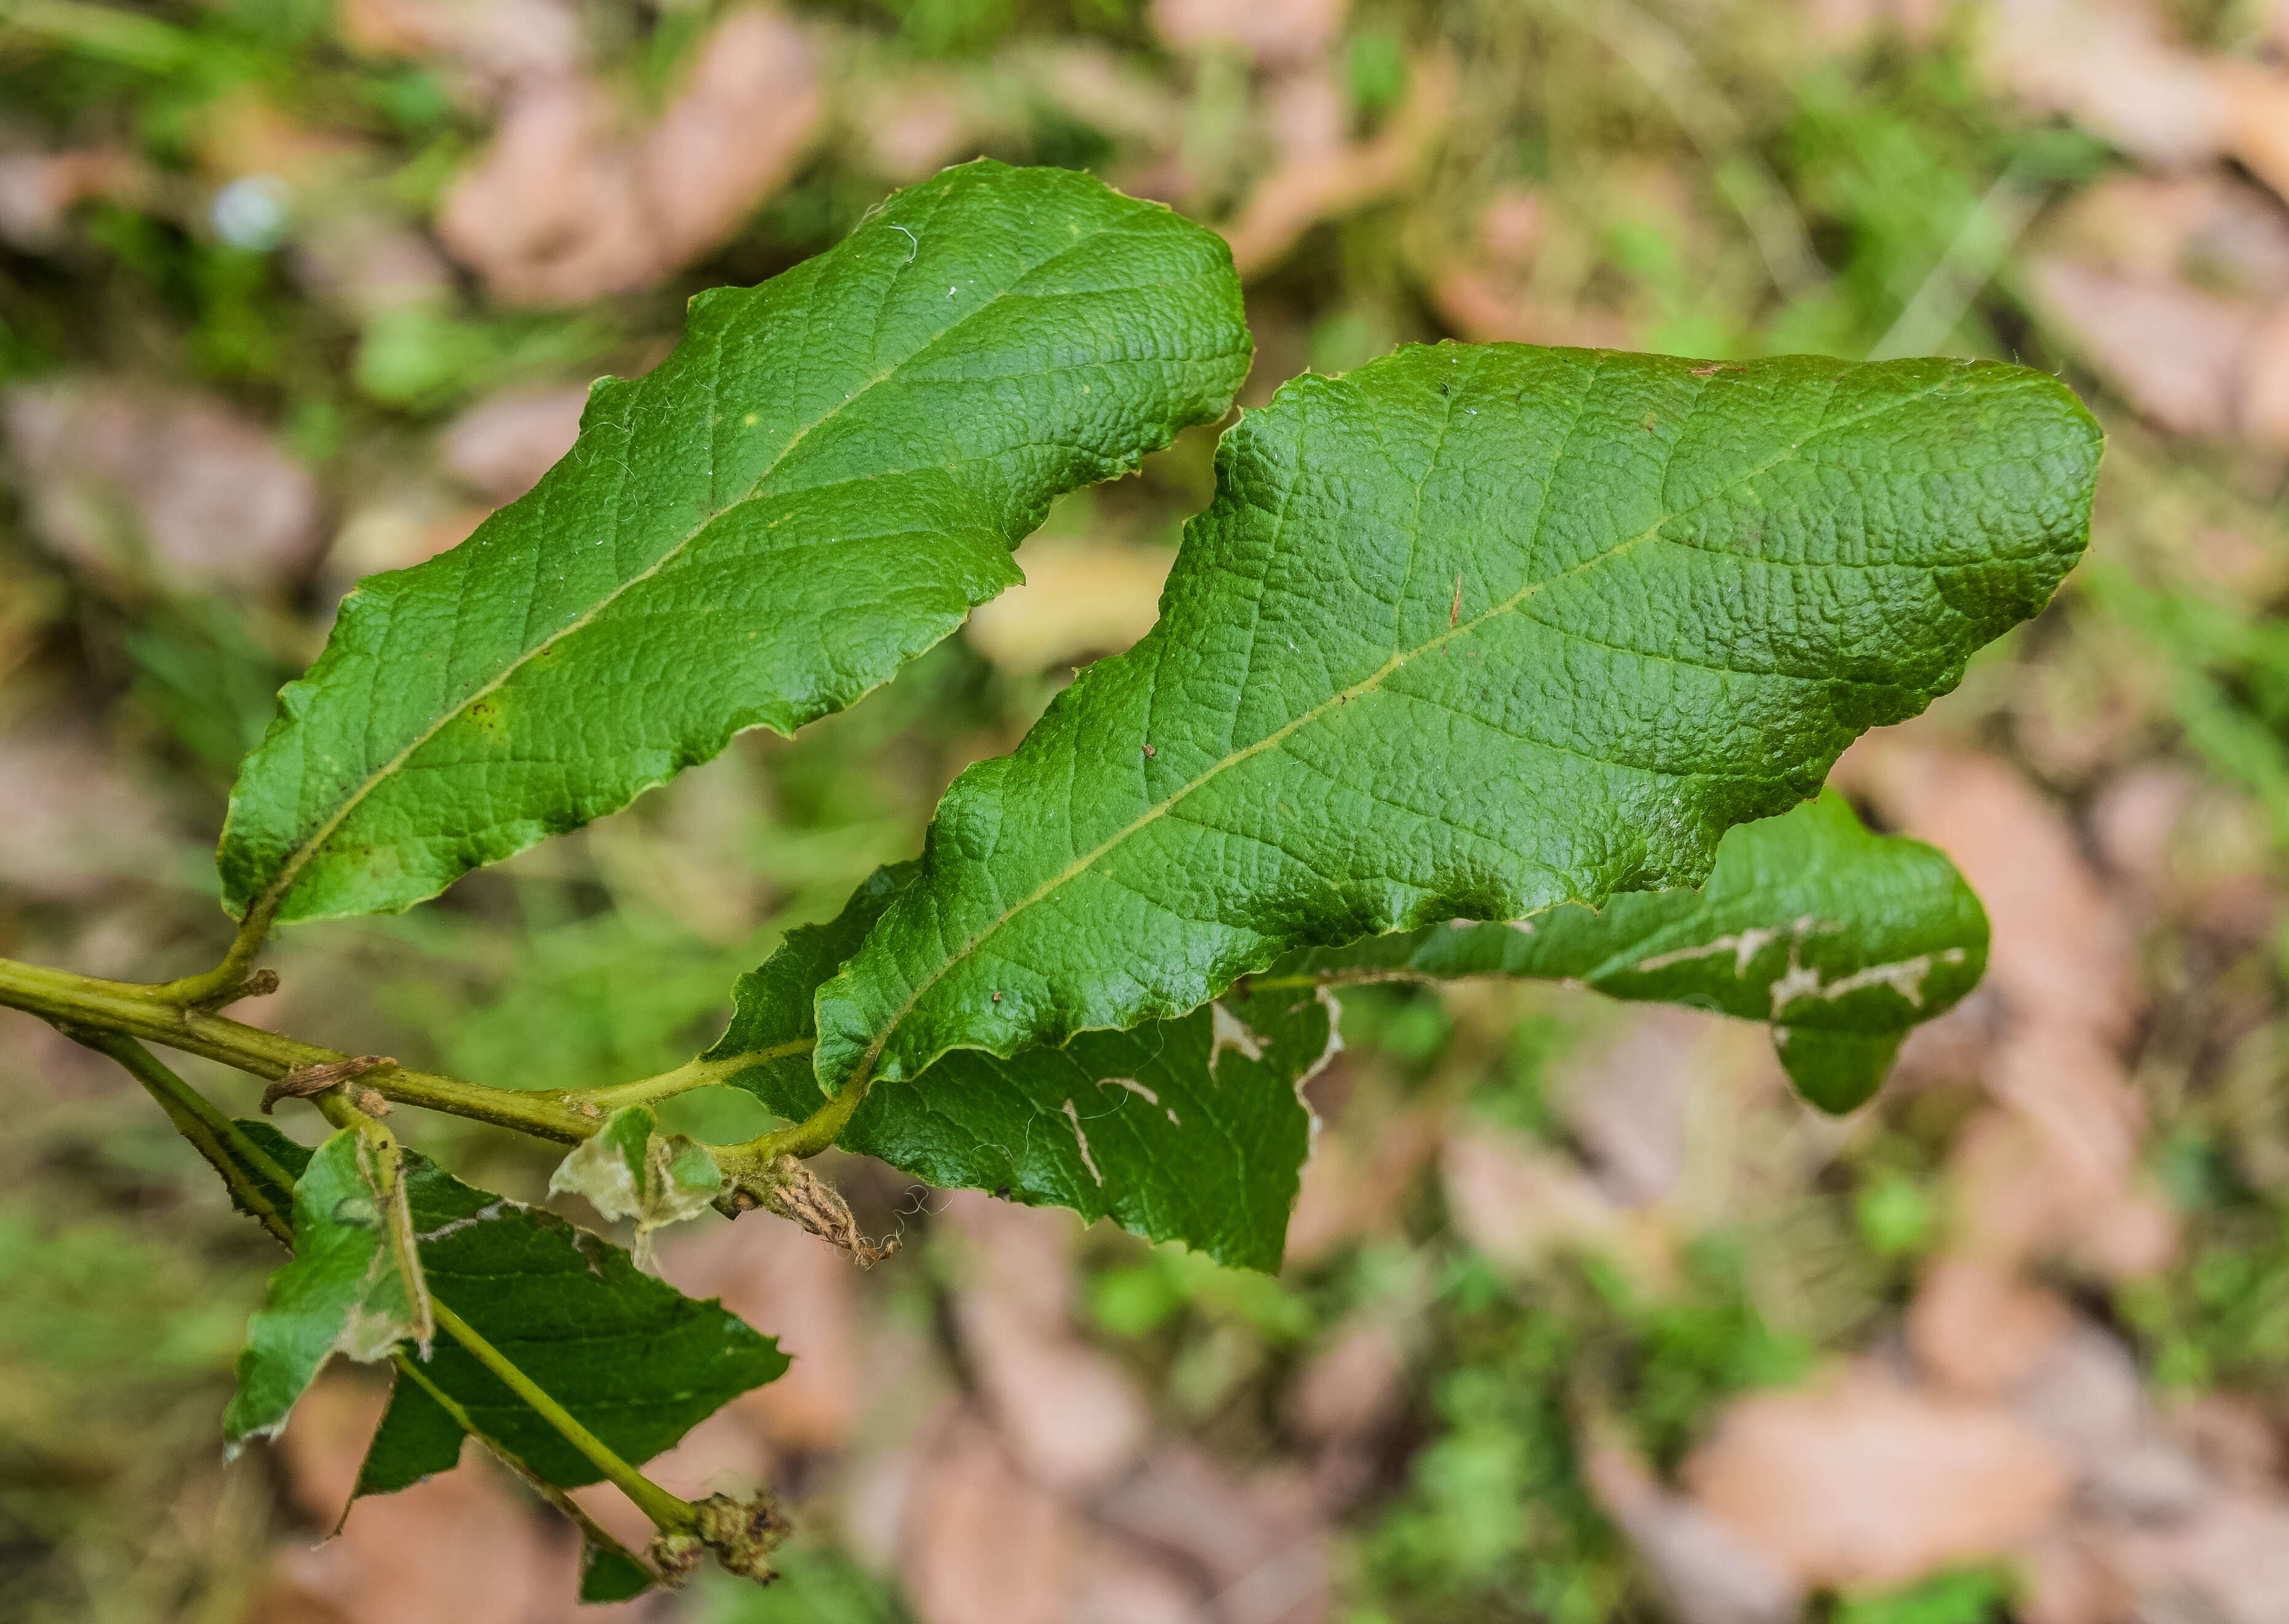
[5,0,2289,1621]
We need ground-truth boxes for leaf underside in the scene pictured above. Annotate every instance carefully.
[1271,790,1988,1112]
[219,159,1250,925]
[709,794,1988,1267]
[710,865,1332,1272]
[810,344,2100,1094]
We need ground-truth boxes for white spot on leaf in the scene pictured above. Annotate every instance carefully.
[1060,1099,1103,1186]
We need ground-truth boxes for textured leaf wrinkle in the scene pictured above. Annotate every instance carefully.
[810,344,2101,1096]
[218,161,1251,927]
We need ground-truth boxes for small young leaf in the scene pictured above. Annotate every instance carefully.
[549,1104,724,1267]
[354,1149,787,1496]
[223,1127,426,1448]
[708,866,1331,1272]
[811,346,2099,1094]
[220,160,1250,926]
[1271,790,1986,1112]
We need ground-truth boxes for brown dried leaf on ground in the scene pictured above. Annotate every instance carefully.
[660,1215,859,1453]
[1440,1124,1668,1280]
[967,537,1175,671]
[2105,1494,2289,1624]
[0,726,179,904]
[1907,1255,2072,1396]
[293,220,456,317]
[1065,1529,1213,1624]
[1681,1361,2073,1588]
[439,10,819,306]
[2015,1530,2125,1624]
[1560,1006,1708,1209]
[252,1367,637,1624]
[326,495,491,588]
[440,386,592,507]
[337,0,585,93]
[1284,1318,1403,1448]
[858,77,977,183]
[938,1192,1149,1491]
[2027,255,2256,439]
[1427,187,1633,350]
[3,381,320,592]
[2045,174,2289,303]
[1581,1428,1804,1624]
[1093,1442,1331,1623]
[1838,742,2141,1072]
[1151,0,1346,66]
[640,12,823,265]
[1218,51,1454,279]
[0,147,145,248]
[1983,0,2224,167]
[1285,1080,1441,1266]
[902,1409,1072,1624]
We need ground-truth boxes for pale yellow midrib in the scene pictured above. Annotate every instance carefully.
[253,245,1171,917]
[846,507,1674,1081]
[843,379,1959,1083]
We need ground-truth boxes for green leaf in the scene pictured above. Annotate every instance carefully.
[223,1127,426,1448]
[1271,791,1986,1112]
[353,1150,788,1495]
[549,1104,724,1267]
[220,160,1250,926]
[708,865,1333,1272]
[810,346,2098,1094]
[705,794,1978,1266]
[579,1545,657,1604]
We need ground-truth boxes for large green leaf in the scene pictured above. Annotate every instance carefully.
[708,865,1332,1272]
[707,794,1983,1267]
[1271,791,1986,1112]
[810,346,2099,1093]
[219,160,1250,925]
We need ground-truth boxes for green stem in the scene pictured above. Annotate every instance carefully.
[72,1030,298,1247]
[386,1353,661,1572]
[0,954,597,1143]
[427,1298,697,1534]
[578,1048,783,1113]
[713,1082,864,1181]
[148,906,276,1008]
[66,1018,698,1554]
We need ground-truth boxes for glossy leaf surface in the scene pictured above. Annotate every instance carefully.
[811,346,2099,1093]
[708,865,1331,1272]
[220,160,1250,924]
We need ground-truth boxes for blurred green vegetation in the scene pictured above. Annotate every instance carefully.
[4,0,2289,1618]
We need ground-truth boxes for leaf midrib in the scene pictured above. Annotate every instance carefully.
[841,372,1958,1086]
[247,217,1196,921]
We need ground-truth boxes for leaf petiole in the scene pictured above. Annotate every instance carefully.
[423,1297,700,1535]
[68,1029,298,1248]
